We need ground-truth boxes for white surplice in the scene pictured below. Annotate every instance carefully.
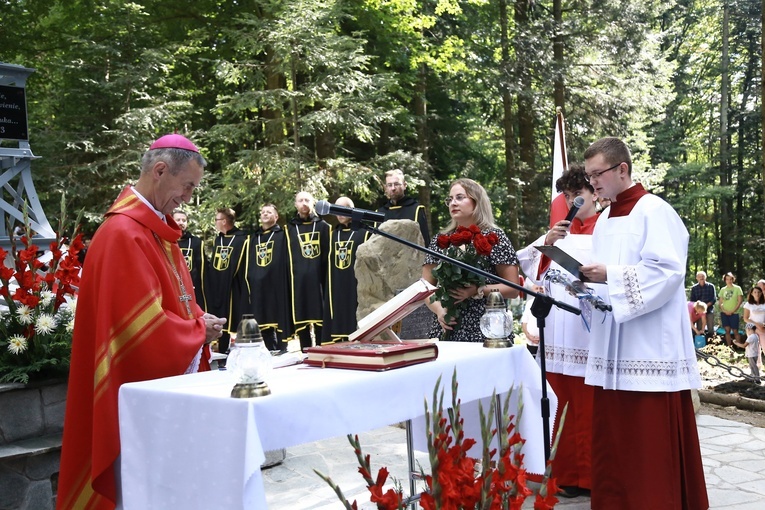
[585,195,702,392]
[518,235,594,377]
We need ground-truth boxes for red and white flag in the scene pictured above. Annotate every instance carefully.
[549,108,569,227]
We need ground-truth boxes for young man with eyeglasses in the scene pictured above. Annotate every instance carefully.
[579,137,708,510]
[376,169,429,245]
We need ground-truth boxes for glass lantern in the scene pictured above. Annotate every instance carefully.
[228,314,273,398]
[479,291,514,348]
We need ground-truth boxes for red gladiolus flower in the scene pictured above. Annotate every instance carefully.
[0,265,14,280]
[18,245,38,264]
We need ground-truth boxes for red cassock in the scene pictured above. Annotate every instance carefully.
[539,213,598,490]
[57,188,210,510]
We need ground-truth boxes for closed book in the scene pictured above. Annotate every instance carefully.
[304,341,438,371]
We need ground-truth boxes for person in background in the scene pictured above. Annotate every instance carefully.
[579,136,707,510]
[205,207,247,354]
[718,272,744,348]
[77,234,92,266]
[595,195,611,212]
[173,209,207,310]
[57,134,225,510]
[322,196,368,343]
[733,323,761,384]
[422,178,520,342]
[742,286,765,358]
[688,300,708,338]
[286,191,330,348]
[377,169,429,245]
[237,204,291,351]
[689,270,716,338]
[757,279,765,295]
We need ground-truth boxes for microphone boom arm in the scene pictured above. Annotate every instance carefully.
[353,222,581,317]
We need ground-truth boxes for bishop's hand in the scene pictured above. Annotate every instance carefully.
[203,313,226,344]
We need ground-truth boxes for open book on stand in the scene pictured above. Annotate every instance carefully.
[304,279,439,371]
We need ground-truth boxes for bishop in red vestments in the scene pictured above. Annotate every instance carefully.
[57,135,227,510]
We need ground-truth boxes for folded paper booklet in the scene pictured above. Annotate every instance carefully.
[534,245,591,282]
[304,278,439,370]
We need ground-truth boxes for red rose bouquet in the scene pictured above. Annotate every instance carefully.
[431,225,499,328]
[0,230,84,383]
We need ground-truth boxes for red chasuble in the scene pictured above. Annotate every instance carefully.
[57,188,209,510]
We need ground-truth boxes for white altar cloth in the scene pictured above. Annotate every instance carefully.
[118,343,556,509]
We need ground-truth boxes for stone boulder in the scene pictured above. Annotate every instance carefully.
[355,219,426,319]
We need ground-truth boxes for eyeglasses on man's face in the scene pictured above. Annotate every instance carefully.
[385,182,404,189]
[584,162,622,183]
[444,194,470,206]
[215,217,226,222]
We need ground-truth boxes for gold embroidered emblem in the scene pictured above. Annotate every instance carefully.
[334,240,353,270]
[256,241,273,267]
[299,232,320,259]
[214,246,233,270]
[180,247,193,271]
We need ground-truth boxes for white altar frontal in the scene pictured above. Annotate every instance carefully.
[118,342,557,509]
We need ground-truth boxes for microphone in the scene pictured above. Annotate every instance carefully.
[564,196,586,230]
[315,200,386,223]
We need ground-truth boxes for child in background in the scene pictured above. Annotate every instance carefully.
[733,323,761,384]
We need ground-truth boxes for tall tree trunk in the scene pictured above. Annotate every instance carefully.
[515,0,536,241]
[414,62,431,234]
[553,0,565,111]
[761,0,765,221]
[263,49,286,147]
[719,2,732,272]
[499,0,519,246]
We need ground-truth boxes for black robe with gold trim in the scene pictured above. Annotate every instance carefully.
[204,227,247,352]
[286,213,330,337]
[322,224,367,343]
[177,230,207,311]
[235,224,292,347]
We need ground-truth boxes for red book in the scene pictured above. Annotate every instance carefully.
[304,341,438,371]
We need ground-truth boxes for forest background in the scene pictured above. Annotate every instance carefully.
[1,0,763,290]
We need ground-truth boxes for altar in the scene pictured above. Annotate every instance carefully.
[118,343,556,509]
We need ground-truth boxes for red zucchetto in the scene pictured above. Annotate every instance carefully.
[149,134,199,153]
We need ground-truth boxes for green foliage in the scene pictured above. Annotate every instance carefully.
[0,0,760,283]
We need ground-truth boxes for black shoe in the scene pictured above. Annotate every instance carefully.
[557,486,589,498]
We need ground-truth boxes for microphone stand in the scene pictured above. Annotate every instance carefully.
[345,211,581,462]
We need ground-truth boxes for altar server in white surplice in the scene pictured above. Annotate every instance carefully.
[579,137,708,510]
[516,164,598,498]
